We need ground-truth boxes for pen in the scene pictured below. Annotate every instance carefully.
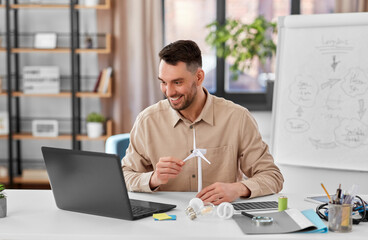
[241,211,255,219]
[321,183,332,203]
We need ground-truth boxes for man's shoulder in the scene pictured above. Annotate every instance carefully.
[211,94,249,114]
[136,99,170,122]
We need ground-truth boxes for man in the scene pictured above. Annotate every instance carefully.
[122,40,283,205]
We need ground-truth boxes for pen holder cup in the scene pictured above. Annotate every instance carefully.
[328,203,352,233]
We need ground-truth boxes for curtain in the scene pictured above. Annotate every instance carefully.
[100,0,163,134]
[335,0,368,12]
[125,0,164,126]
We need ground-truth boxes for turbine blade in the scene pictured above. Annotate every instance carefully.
[183,153,196,162]
[197,151,211,164]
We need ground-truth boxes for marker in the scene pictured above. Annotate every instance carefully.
[335,184,342,204]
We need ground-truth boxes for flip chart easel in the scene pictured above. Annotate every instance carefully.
[271,13,368,171]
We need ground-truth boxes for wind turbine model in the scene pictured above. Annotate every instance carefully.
[183,128,211,192]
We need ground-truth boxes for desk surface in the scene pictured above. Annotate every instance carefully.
[1,190,367,240]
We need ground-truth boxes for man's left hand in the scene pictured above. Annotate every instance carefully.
[196,182,250,205]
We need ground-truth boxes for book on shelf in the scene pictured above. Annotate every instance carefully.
[93,70,103,92]
[97,67,112,94]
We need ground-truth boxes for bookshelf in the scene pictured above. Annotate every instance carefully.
[1,0,114,186]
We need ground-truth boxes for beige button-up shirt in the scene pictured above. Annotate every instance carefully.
[122,89,284,198]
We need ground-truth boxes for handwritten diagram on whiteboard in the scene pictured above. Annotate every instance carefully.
[271,13,368,171]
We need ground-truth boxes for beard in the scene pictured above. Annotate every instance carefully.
[167,81,197,111]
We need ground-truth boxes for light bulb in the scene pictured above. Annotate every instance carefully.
[185,198,215,220]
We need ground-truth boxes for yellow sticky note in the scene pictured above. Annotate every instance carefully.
[153,213,172,221]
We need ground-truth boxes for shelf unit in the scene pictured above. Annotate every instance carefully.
[1,0,113,186]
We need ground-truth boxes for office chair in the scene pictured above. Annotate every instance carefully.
[105,133,130,160]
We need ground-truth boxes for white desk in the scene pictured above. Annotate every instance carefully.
[0,190,366,240]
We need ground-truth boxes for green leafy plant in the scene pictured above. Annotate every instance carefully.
[205,15,277,79]
[0,184,5,199]
[86,112,106,123]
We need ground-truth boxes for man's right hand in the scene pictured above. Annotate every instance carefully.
[149,157,185,189]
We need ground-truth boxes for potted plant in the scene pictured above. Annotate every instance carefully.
[0,184,6,218]
[205,15,277,80]
[86,112,105,138]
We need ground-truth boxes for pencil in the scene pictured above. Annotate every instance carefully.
[321,183,332,202]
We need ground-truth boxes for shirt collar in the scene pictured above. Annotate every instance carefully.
[168,87,214,128]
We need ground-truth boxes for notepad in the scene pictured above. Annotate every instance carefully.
[153,213,176,221]
[233,208,327,234]
[301,209,328,233]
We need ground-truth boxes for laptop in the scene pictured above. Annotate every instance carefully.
[41,146,176,220]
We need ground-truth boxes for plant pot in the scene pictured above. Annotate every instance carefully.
[0,197,6,218]
[87,122,103,138]
[84,0,99,6]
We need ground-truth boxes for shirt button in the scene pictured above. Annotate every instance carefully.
[190,125,193,129]
[192,174,196,178]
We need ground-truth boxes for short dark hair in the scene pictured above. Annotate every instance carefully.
[159,40,202,73]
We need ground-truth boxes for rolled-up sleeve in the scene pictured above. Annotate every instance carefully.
[121,114,155,192]
[238,110,284,198]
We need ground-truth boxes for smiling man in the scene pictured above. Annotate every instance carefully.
[122,40,283,204]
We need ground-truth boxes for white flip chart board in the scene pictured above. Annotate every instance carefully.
[271,13,368,171]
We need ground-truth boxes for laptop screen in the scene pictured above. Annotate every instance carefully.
[42,146,175,220]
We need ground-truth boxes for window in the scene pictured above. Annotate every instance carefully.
[225,0,289,94]
[163,0,217,93]
[162,0,335,110]
[300,0,335,14]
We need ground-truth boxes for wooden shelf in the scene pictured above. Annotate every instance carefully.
[0,176,9,185]
[13,133,72,140]
[0,48,6,52]
[11,0,111,10]
[11,34,111,54]
[12,85,112,98]
[12,120,112,141]
[0,134,8,139]
[11,4,69,9]
[13,169,49,185]
[12,48,71,53]
[0,5,4,9]
[0,92,7,96]
[76,91,111,98]
[12,91,71,97]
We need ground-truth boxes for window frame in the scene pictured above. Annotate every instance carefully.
[162,0,301,111]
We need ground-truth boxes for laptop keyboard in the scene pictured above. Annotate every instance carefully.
[232,201,278,211]
[131,205,157,216]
